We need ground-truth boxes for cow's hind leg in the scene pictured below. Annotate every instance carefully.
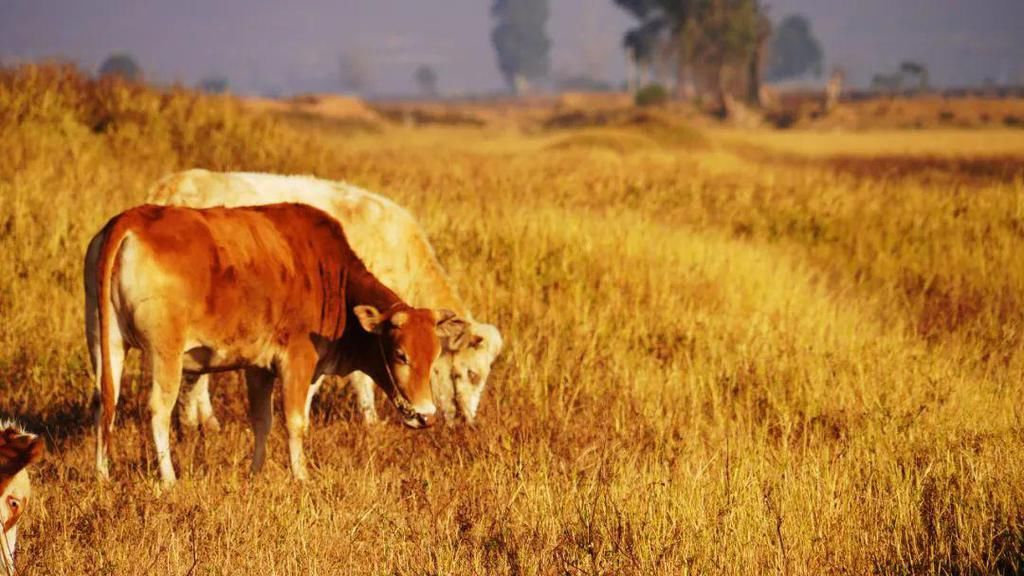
[348,372,379,424]
[149,348,184,485]
[182,374,221,432]
[245,367,274,475]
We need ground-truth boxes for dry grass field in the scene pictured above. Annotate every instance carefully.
[2,64,1024,574]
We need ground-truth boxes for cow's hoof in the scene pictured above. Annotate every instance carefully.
[201,415,222,433]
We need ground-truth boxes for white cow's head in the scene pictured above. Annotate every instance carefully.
[0,426,44,575]
[433,321,503,424]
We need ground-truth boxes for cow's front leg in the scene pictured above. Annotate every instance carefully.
[304,375,325,424]
[281,347,316,481]
[245,367,275,475]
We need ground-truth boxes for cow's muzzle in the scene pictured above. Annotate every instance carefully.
[393,395,437,429]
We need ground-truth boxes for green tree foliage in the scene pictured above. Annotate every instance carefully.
[613,0,771,106]
[765,14,823,82]
[634,83,669,106]
[98,52,142,81]
[491,0,551,93]
[689,0,766,75]
[615,0,663,64]
[623,19,664,66]
[614,0,659,20]
[414,65,439,96]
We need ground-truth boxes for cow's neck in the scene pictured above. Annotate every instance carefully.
[344,264,403,319]
[325,265,405,385]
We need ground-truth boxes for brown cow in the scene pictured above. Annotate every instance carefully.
[86,203,461,484]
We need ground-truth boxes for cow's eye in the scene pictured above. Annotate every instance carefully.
[7,496,20,512]
[395,349,409,365]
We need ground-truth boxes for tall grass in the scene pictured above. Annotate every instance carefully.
[2,65,1023,574]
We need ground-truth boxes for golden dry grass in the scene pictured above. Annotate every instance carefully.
[2,65,1024,574]
[720,128,1024,158]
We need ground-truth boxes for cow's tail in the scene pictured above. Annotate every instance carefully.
[95,215,131,450]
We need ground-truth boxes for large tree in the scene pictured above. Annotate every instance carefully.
[689,0,768,106]
[765,14,823,82]
[622,17,665,90]
[491,0,551,93]
[613,0,770,107]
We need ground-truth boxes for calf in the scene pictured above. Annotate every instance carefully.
[86,203,460,484]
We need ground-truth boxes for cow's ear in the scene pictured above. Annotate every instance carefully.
[434,309,469,347]
[389,310,409,328]
[25,436,44,466]
[0,429,44,479]
[354,305,385,334]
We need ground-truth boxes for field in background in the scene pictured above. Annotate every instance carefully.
[2,65,1024,574]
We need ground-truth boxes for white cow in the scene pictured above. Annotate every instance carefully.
[147,169,503,425]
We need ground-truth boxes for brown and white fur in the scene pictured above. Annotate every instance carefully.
[85,203,461,484]
[0,425,44,574]
[147,170,503,425]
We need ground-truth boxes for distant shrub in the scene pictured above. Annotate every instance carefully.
[634,83,668,107]
[98,52,142,82]
[198,76,229,94]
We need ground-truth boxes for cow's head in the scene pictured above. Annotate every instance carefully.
[353,305,464,428]
[436,321,503,424]
[0,426,44,575]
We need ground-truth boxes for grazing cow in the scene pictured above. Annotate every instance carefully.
[0,425,44,575]
[85,203,461,484]
[147,170,503,425]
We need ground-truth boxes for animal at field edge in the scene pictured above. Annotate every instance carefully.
[85,203,463,484]
[146,170,503,426]
[0,425,45,575]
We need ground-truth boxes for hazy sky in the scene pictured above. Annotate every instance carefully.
[1,0,1021,96]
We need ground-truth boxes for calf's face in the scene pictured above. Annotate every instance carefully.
[354,306,464,428]
[0,429,44,575]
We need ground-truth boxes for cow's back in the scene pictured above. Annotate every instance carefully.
[111,203,357,355]
[149,170,468,316]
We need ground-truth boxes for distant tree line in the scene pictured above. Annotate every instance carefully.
[91,5,835,105]
[97,52,231,94]
[872,61,930,93]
